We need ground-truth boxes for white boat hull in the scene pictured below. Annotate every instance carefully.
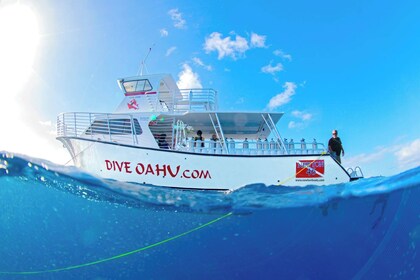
[59,137,351,191]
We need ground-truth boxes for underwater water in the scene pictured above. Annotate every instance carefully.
[0,152,419,280]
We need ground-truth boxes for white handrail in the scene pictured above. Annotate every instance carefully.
[57,112,327,156]
[176,138,327,155]
[57,112,140,145]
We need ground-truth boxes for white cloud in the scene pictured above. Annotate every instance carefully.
[288,110,312,130]
[267,82,297,110]
[273,49,292,61]
[168,8,186,29]
[39,120,56,135]
[160,28,169,37]
[343,138,420,177]
[165,46,176,57]
[287,121,308,129]
[288,121,301,129]
[261,62,283,75]
[192,57,212,71]
[203,32,249,60]
[250,32,267,48]
[395,138,420,170]
[345,147,396,167]
[343,147,397,177]
[291,110,312,121]
[177,64,202,89]
[39,120,52,126]
[0,103,69,164]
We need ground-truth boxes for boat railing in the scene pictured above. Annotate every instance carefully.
[169,88,218,113]
[129,88,217,113]
[58,112,327,155]
[57,112,139,145]
[175,138,326,155]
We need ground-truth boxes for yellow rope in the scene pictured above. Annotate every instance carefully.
[0,212,233,275]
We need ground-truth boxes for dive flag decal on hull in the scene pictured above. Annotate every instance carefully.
[296,160,325,178]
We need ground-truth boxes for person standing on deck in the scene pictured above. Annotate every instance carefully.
[328,129,345,163]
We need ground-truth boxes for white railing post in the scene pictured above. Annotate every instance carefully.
[89,113,93,139]
[106,113,112,142]
[73,113,77,137]
[130,115,136,145]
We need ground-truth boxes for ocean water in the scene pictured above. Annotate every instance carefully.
[0,152,419,280]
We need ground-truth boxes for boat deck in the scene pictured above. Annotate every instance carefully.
[57,112,326,156]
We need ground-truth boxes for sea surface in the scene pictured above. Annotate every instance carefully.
[0,152,419,280]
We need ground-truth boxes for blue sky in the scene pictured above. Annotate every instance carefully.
[0,0,419,177]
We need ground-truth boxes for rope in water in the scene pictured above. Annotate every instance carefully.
[0,212,233,275]
[2,144,328,275]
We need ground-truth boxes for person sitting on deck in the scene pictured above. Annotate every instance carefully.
[194,130,205,147]
[210,134,219,153]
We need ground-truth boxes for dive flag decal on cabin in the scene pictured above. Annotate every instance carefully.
[127,99,139,110]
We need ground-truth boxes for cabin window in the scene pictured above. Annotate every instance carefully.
[123,79,153,92]
[86,119,142,135]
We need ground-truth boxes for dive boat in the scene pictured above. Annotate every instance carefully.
[57,73,363,191]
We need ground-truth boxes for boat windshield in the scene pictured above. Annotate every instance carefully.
[123,79,153,93]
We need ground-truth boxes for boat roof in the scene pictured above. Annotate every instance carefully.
[159,111,284,137]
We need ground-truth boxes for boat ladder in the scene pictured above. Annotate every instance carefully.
[347,166,364,179]
[209,113,228,154]
[261,113,288,154]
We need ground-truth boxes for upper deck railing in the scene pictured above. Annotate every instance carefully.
[154,88,218,113]
[177,89,218,111]
[58,112,326,155]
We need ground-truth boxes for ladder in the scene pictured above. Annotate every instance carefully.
[261,113,288,154]
[174,120,187,149]
[209,113,228,154]
[145,93,156,111]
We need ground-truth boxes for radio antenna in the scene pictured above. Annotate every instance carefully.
[138,44,155,76]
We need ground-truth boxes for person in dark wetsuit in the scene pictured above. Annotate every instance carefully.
[328,129,345,163]
[194,130,205,147]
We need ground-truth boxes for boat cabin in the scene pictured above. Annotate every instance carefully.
[57,74,325,156]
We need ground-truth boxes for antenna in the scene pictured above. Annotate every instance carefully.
[138,44,155,76]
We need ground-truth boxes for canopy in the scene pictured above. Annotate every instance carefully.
[163,111,284,138]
